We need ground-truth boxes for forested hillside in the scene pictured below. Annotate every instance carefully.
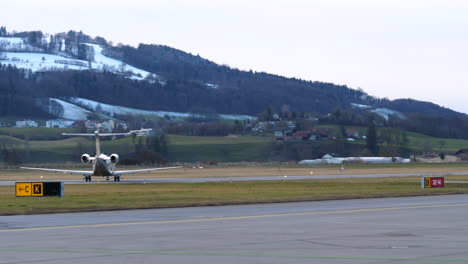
[1,27,468,139]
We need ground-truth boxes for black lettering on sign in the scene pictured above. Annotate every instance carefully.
[33,184,42,194]
[425,178,431,188]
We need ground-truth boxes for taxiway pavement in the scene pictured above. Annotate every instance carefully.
[1,194,468,263]
[1,171,468,186]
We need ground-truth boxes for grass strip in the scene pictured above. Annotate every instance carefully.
[1,248,468,262]
[1,177,468,215]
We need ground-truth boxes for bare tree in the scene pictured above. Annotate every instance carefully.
[49,100,64,117]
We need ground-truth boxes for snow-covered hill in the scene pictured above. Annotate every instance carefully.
[49,97,256,121]
[0,37,155,80]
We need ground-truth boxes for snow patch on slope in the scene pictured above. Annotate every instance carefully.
[0,37,24,45]
[219,114,256,120]
[351,102,405,120]
[371,108,405,120]
[0,37,40,52]
[49,98,92,120]
[85,44,154,80]
[69,97,256,120]
[71,97,189,118]
[0,52,89,72]
[351,103,371,109]
[206,83,220,89]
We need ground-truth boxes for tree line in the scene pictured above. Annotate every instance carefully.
[2,27,468,141]
[2,27,463,117]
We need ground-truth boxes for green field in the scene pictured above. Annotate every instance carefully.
[0,132,274,163]
[317,124,465,152]
[167,135,271,161]
[1,126,468,164]
[0,127,76,140]
[1,177,468,215]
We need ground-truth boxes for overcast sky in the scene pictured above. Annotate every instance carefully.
[4,0,468,113]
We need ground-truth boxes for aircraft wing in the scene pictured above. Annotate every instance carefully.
[20,167,93,176]
[113,166,182,176]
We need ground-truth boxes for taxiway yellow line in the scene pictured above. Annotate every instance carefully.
[2,202,468,232]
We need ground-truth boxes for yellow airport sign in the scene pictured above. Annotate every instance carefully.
[16,183,32,196]
[425,177,431,188]
[31,183,43,196]
[15,182,43,197]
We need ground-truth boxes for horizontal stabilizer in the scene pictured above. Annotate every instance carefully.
[62,133,130,137]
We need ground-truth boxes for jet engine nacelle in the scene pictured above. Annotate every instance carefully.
[81,154,92,164]
[110,154,119,164]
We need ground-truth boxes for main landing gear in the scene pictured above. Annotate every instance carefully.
[83,175,120,182]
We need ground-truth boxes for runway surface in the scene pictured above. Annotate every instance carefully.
[1,194,468,263]
[1,171,468,186]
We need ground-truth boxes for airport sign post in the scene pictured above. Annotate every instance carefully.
[421,177,445,189]
[15,182,64,197]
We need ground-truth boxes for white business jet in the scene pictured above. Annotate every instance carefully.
[21,131,181,182]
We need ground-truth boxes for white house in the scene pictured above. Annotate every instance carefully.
[84,120,100,130]
[100,120,115,133]
[46,119,75,128]
[129,128,156,136]
[15,120,38,128]
[83,120,116,132]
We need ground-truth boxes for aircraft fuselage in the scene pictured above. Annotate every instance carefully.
[92,154,116,176]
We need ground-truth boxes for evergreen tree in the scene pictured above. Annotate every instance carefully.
[147,135,161,153]
[0,26,6,37]
[366,122,378,155]
[158,134,168,157]
[339,125,346,139]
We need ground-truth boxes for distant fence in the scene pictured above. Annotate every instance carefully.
[54,60,88,67]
